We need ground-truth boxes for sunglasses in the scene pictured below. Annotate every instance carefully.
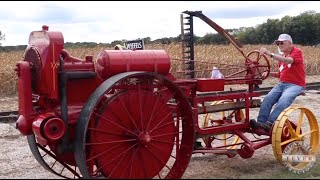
[276,42,284,46]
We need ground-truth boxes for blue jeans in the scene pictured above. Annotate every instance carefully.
[257,82,304,124]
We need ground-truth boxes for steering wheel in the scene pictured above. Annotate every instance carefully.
[245,50,271,80]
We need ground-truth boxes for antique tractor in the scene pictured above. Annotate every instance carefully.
[15,11,318,179]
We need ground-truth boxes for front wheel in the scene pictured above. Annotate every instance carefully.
[272,106,319,163]
[27,135,82,178]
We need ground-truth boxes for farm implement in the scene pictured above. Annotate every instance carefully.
[14,11,318,178]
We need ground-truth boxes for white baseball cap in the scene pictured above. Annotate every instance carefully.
[274,34,293,43]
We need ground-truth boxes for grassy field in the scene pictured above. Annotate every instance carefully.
[1,43,320,95]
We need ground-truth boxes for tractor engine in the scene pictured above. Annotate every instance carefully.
[15,25,171,168]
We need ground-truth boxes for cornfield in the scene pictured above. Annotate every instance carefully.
[1,43,320,96]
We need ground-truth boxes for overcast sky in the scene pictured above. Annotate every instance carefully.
[0,1,319,46]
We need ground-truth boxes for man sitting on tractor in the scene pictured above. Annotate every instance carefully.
[250,34,306,134]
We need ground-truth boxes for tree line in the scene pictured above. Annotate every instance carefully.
[0,31,4,46]
[1,10,319,52]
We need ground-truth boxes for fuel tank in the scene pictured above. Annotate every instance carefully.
[95,50,170,79]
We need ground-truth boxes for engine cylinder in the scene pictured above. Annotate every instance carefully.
[95,50,170,79]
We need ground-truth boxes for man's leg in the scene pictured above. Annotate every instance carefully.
[267,83,304,124]
[257,83,283,124]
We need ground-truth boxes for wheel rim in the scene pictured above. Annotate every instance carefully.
[27,135,82,179]
[202,100,244,149]
[75,72,194,179]
[272,106,319,163]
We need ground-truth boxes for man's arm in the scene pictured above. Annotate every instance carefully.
[270,53,294,64]
[260,47,294,64]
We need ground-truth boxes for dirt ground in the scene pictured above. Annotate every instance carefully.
[1,76,320,179]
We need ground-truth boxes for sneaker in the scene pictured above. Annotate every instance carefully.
[250,119,272,132]
[259,122,272,132]
[250,119,258,129]
[251,128,270,136]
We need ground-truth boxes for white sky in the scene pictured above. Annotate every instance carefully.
[0,1,319,46]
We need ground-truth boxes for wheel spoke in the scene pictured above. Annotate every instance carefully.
[106,145,139,178]
[94,144,136,175]
[149,110,174,134]
[150,118,178,133]
[27,135,82,178]
[93,112,138,136]
[296,109,304,134]
[145,145,173,173]
[36,142,80,176]
[86,142,133,161]
[151,131,181,144]
[298,129,318,139]
[123,147,140,178]
[145,93,161,131]
[255,67,263,78]
[138,85,144,131]
[280,137,299,146]
[86,138,136,146]
[88,127,129,136]
[117,96,140,133]
[285,120,299,138]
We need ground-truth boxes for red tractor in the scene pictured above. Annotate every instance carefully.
[15,11,318,179]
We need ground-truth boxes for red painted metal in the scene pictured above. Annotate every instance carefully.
[95,50,170,79]
[278,121,301,151]
[238,143,255,159]
[75,72,195,179]
[61,49,95,71]
[196,78,225,92]
[32,114,50,145]
[90,89,175,178]
[28,25,64,100]
[16,61,33,135]
[15,20,273,178]
[43,117,66,141]
[32,113,66,145]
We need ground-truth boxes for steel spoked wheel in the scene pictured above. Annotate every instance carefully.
[246,50,270,80]
[27,135,82,179]
[202,100,244,150]
[75,72,194,179]
[272,106,319,163]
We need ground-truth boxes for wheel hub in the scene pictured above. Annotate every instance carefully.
[138,132,151,147]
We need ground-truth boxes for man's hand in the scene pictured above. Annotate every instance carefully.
[259,47,271,56]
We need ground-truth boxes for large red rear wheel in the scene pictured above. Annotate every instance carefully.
[75,72,195,179]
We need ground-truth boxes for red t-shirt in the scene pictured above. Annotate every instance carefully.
[278,46,305,87]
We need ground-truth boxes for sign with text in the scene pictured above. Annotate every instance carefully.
[124,39,144,50]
